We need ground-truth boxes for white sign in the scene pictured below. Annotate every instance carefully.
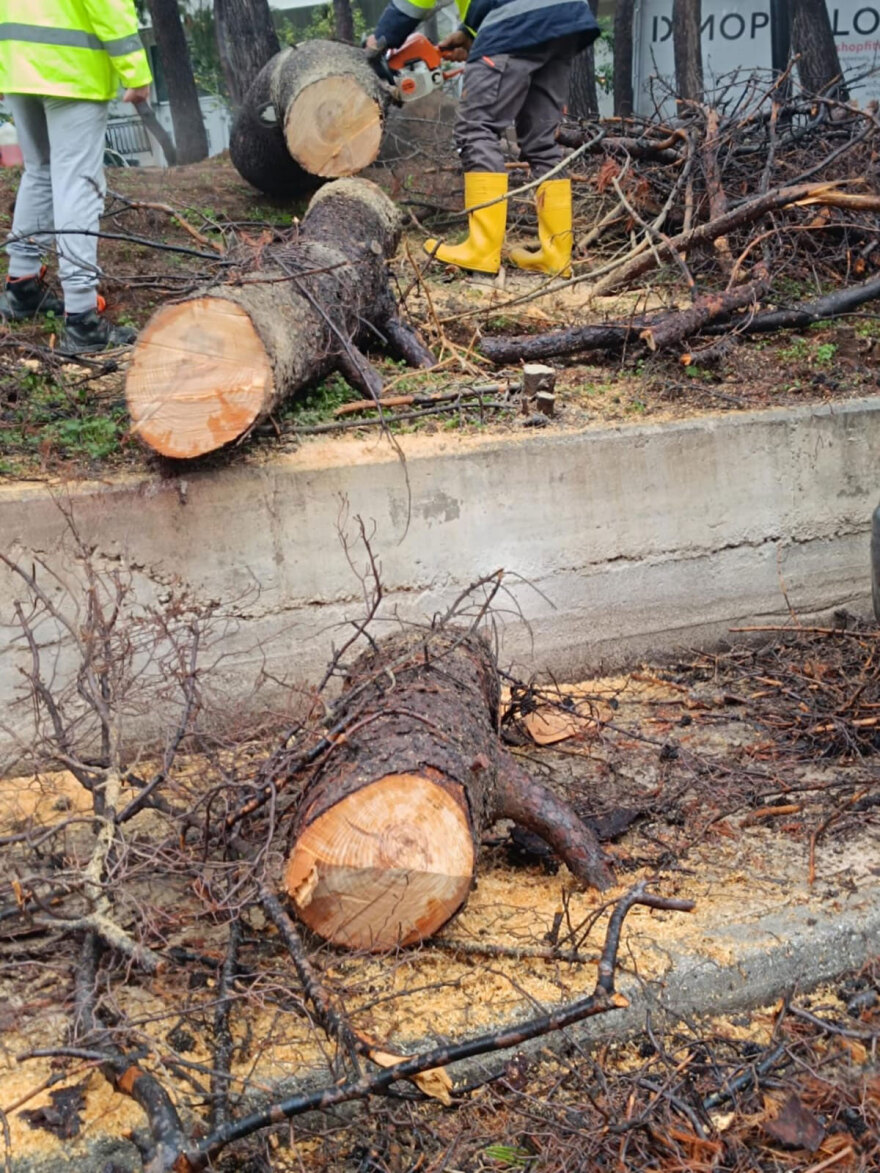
[633,1,880,115]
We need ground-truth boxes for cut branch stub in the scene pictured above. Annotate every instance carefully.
[284,629,613,951]
[230,41,392,196]
[126,178,431,459]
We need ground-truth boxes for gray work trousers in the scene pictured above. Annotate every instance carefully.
[6,95,109,314]
[454,37,574,176]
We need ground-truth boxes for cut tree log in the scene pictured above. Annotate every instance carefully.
[284,629,614,952]
[125,178,434,459]
[230,40,392,197]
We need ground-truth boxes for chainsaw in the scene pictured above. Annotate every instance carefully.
[368,33,464,103]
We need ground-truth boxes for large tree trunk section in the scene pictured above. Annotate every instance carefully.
[214,0,281,107]
[672,0,703,107]
[285,630,614,952]
[126,179,434,459]
[229,41,391,196]
[568,0,600,119]
[791,0,847,97]
[333,0,356,43]
[146,0,208,165]
[613,0,635,117]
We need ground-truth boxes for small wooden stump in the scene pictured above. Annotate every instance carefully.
[521,363,557,416]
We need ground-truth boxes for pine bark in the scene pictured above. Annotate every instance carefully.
[214,0,281,107]
[612,0,635,117]
[147,0,209,164]
[229,41,392,197]
[568,0,600,119]
[791,0,847,97]
[333,0,356,43]
[672,0,703,107]
[285,629,614,951]
[126,179,434,459]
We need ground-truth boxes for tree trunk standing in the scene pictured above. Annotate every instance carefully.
[229,41,392,194]
[613,0,635,117]
[672,0,703,107]
[147,0,209,164]
[214,0,281,107]
[333,0,356,43]
[285,630,614,951]
[567,0,600,119]
[126,179,434,459]
[790,0,848,97]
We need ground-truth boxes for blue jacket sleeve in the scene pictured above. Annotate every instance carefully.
[374,2,425,47]
[459,0,494,33]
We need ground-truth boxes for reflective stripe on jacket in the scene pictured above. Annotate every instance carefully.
[0,0,152,101]
[374,0,599,62]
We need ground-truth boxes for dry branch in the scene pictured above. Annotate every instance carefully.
[480,269,770,363]
[179,883,694,1171]
[586,181,846,300]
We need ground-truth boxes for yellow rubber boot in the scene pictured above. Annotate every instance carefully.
[508,178,573,278]
[424,172,508,275]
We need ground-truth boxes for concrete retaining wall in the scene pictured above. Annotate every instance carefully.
[1,398,878,762]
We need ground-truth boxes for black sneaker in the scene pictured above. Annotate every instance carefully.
[59,308,136,355]
[0,268,64,321]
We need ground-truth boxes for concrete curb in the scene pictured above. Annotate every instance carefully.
[2,398,879,764]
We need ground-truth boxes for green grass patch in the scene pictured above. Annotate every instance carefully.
[0,360,131,473]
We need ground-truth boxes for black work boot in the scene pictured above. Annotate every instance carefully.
[59,308,137,355]
[0,268,64,321]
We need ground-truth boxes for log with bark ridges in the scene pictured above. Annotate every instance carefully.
[125,179,435,459]
[285,628,614,952]
[230,39,392,196]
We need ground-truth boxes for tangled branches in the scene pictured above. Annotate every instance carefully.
[480,71,880,362]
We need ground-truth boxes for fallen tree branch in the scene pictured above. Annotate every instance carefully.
[706,269,880,335]
[585,180,846,300]
[180,883,695,1170]
[480,269,770,363]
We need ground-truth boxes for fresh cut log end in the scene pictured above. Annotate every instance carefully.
[285,76,383,178]
[126,297,274,460]
[285,772,475,951]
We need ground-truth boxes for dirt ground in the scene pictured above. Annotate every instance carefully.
[1,154,880,479]
[2,619,878,1171]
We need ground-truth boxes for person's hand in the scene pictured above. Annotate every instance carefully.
[438,29,473,61]
[364,34,380,50]
[123,85,152,104]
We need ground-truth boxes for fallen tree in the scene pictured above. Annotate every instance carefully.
[126,178,434,459]
[285,628,615,951]
[229,40,392,197]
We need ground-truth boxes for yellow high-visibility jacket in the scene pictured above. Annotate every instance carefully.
[0,0,152,101]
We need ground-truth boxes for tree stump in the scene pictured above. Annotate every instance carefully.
[230,40,392,197]
[285,629,614,951]
[125,178,434,459]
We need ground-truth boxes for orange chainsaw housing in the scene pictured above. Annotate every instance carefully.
[387,33,444,72]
